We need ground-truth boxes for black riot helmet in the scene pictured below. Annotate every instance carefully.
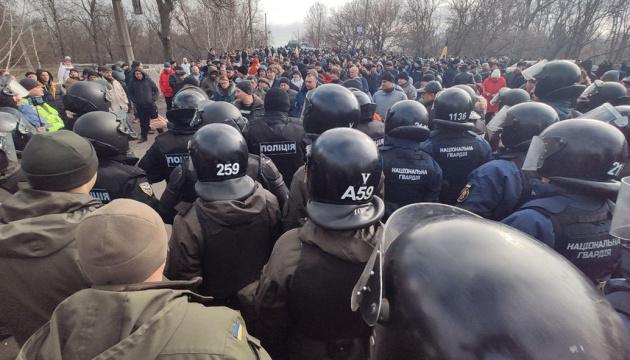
[302,84,361,135]
[601,70,622,82]
[534,60,583,100]
[614,105,630,141]
[497,88,530,107]
[432,87,475,130]
[579,103,630,146]
[384,100,430,141]
[419,80,442,95]
[576,80,630,112]
[352,203,629,360]
[306,128,384,230]
[64,81,111,115]
[73,111,133,157]
[491,102,559,150]
[188,123,255,201]
[523,119,628,186]
[191,101,248,138]
[351,88,377,123]
[166,86,209,127]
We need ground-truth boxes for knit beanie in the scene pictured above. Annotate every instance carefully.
[264,87,291,113]
[236,80,253,95]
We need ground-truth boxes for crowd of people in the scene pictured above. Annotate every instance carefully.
[0,45,630,359]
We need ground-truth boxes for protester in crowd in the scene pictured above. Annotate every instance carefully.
[159,62,175,110]
[482,69,507,121]
[99,66,129,114]
[233,80,263,120]
[397,71,417,100]
[169,65,188,95]
[64,69,81,89]
[201,66,219,97]
[127,68,159,142]
[212,75,236,102]
[191,65,203,83]
[36,69,64,117]
[290,70,303,89]
[278,77,298,115]
[19,78,64,132]
[373,71,407,119]
[181,57,191,75]
[292,72,318,118]
[56,56,73,86]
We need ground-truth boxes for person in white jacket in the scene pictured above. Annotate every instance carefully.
[57,56,73,86]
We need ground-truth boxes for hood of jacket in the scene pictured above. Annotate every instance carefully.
[18,280,211,360]
[131,69,150,82]
[0,188,100,258]
[298,220,382,264]
[194,183,270,226]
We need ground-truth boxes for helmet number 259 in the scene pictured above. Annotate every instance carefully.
[216,163,240,176]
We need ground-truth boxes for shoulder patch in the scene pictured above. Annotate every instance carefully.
[457,184,472,203]
[233,319,244,341]
[139,182,154,197]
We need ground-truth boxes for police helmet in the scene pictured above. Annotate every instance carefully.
[418,80,442,95]
[534,60,582,100]
[601,70,622,82]
[497,88,530,107]
[0,107,34,152]
[306,128,384,230]
[188,123,254,201]
[497,102,559,149]
[614,105,630,141]
[576,80,630,112]
[351,88,376,123]
[64,81,111,115]
[302,84,361,135]
[0,75,28,98]
[523,119,628,183]
[384,100,430,141]
[353,203,629,360]
[166,86,209,127]
[73,111,132,157]
[432,88,475,130]
[191,101,248,138]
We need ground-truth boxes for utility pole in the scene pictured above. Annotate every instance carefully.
[264,13,268,47]
[112,0,135,63]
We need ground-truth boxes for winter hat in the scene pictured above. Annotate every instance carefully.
[19,78,41,91]
[381,71,395,83]
[236,80,253,95]
[76,199,168,286]
[21,130,98,191]
[397,72,410,81]
[257,77,271,87]
[264,87,290,113]
[163,62,171,68]
[279,77,291,86]
[491,69,501,79]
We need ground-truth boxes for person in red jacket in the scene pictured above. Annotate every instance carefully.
[159,62,175,110]
[482,69,507,121]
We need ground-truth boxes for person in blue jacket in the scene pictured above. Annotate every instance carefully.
[419,88,492,205]
[380,100,442,220]
[457,102,558,220]
[502,119,627,283]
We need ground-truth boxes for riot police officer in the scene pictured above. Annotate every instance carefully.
[576,80,630,113]
[531,60,585,119]
[457,102,559,220]
[166,123,281,308]
[138,87,208,184]
[282,84,364,230]
[351,88,384,146]
[63,80,111,129]
[503,119,627,283]
[496,87,530,108]
[159,101,288,223]
[256,128,384,360]
[419,88,492,205]
[352,203,629,359]
[73,111,158,208]
[247,87,305,185]
[380,100,442,219]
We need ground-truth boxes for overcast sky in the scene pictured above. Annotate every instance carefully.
[261,0,352,46]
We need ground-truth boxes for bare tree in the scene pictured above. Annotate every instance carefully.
[304,2,326,48]
[399,0,440,56]
[366,0,401,52]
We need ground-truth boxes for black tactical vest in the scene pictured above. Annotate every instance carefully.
[356,121,385,147]
[154,131,195,180]
[247,113,305,185]
[193,198,275,307]
[522,194,620,283]
[381,143,439,219]
[426,129,489,205]
[91,159,148,204]
[288,242,370,359]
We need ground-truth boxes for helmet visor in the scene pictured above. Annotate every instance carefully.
[579,103,629,129]
[612,176,630,243]
[522,135,567,172]
[522,59,547,81]
[581,80,603,99]
[0,77,28,98]
[486,105,510,132]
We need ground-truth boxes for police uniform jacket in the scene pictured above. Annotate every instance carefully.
[0,188,98,345]
[166,183,281,306]
[138,128,196,184]
[91,158,159,210]
[17,280,271,359]
[255,220,382,360]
